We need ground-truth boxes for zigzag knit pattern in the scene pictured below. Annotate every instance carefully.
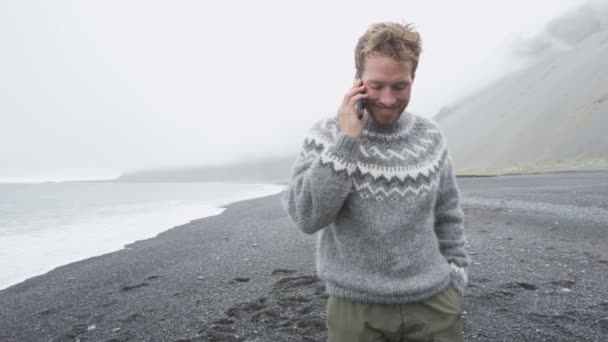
[299,113,447,201]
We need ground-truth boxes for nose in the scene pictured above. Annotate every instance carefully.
[379,90,397,107]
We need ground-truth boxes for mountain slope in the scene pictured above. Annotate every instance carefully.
[436,29,608,175]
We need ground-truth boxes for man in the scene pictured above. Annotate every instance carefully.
[283,22,469,342]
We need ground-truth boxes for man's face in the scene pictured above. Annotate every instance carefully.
[361,55,414,126]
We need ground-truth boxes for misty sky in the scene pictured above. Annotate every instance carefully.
[0,0,591,182]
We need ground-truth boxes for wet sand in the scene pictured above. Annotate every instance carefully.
[1,170,607,341]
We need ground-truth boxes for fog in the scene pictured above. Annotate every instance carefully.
[511,0,608,62]
[0,0,589,182]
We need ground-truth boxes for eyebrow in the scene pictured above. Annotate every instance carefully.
[367,80,411,86]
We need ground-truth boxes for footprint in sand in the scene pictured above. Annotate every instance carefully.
[199,272,328,342]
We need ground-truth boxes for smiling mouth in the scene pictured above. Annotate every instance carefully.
[377,108,396,116]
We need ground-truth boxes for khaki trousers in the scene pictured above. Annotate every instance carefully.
[326,287,464,342]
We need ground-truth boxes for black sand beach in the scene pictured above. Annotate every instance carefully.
[1,171,607,342]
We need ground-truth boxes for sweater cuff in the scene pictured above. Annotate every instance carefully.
[331,133,360,159]
[449,263,468,296]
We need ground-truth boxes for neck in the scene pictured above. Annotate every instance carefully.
[363,111,410,134]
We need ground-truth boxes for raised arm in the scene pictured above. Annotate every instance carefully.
[283,123,359,234]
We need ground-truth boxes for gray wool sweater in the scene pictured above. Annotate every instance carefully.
[283,112,470,304]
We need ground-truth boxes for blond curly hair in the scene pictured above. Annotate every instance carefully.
[355,22,423,77]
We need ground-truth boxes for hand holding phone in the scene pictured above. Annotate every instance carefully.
[337,76,368,140]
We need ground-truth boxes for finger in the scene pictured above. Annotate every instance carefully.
[343,84,366,103]
[348,93,369,106]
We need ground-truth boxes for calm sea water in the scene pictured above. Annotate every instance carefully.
[0,181,284,290]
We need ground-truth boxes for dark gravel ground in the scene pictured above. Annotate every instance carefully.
[0,170,606,342]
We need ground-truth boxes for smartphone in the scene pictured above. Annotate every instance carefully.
[354,72,366,119]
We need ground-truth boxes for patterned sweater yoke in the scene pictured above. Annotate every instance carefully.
[283,112,470,304]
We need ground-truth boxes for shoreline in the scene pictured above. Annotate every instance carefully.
[0,205,226,292]
[0,183,284,291]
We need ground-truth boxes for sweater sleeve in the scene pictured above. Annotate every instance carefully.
[283,125,359,235]
[434,154,471,295]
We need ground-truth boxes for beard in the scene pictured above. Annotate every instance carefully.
[367,98,409,126]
